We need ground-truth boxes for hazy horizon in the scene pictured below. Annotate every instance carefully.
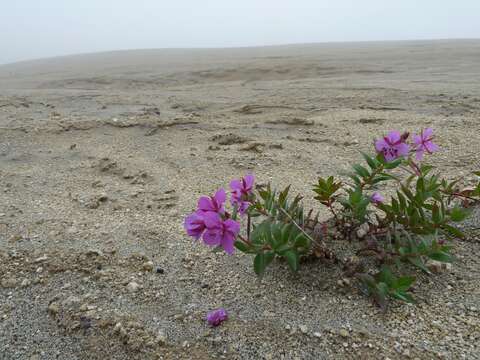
[2,0,480,65]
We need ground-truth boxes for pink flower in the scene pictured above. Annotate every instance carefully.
[202,212,240,255]
[230,174,255,215]
[184,211,207,240]
[413,128,439,161]
[371,192,385,204]
[197,188,226,214]
[375,131,409,162]
[206,308,228,327]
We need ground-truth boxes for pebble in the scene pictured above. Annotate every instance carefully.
[427,260,452,273]
[126,281,141,292]
[113,322,124,334]
[48,302,59,315]
[356,223,370,239]
[156,331,167,345]
[142,261,154,271]
[34,255,48,263]
[66,226,78,234]
[299,325,308,334]
[1,278,18,288]
[339,329,349,338]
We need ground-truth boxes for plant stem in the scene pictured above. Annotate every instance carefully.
[361,165,384,190]
[278,207,327,251]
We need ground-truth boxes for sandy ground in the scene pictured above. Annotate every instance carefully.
[1,40,480,359]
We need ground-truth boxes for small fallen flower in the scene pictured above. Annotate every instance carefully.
[371,192,385,204]
[206,308,228,327]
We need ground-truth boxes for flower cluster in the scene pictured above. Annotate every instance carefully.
[184,174,255,254]
[375,128,439,162]
[182,127,480,311]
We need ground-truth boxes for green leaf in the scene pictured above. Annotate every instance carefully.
[283,250,299,272]
[361,152,379,170]
[391,291,415,303]
[350,187,363,203]
[442,224,465,239]
[280,223,293,245]
[357,273,376,295]
[253,253,266,275]
[449,206,471,222]
[432,204,441,224]
[352,164,370,178]
[234,241,254,253]
[395,276,415,292]
[253,252,275,276]
[350,174,362,186]
[376,266,395,286]
[428,252,452,263]
[377,282,389,296]
[408,256,431,274]
[294,233,309,249]
[383,158,402,169]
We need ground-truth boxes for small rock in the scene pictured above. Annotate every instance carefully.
[66,226,78,234]
[156,267,164,274]
[426,260,452,273]
[114,322,124,334]
[48,302,60,315]
[126,281,141,292]
[34,255,48,263]
[356,223,370,239]
[21,279,31,287]
[156,331,167,345]
[1,278,17,288]
[339,329,349,338]
[86,249,104,257]
[142,261,154,271]
[299,325,308,334]
[313,332,322,338]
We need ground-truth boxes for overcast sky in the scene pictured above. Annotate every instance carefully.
[1,0,480,64]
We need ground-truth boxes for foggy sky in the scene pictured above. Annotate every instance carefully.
[2,0,480,64]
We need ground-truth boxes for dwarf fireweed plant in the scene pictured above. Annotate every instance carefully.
[185,128,480,310]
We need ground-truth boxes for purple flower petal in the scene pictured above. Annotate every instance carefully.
[206,308,228,327]
[203,211,222,229]
[413,128,439,161]
[423,127,433,138]
[230,174,255,215]
[213,188,226,206]
[184,211,206,240]
[386,130,401,143]
[197,188,226,214]
[425,141,439,153]
[229,179,243,192]
[243,174,255,191]
[375,138,388,153]
[198,196,215,212]
[202,229,221,246]
[375,130,409,162]
[371,192,385,204]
